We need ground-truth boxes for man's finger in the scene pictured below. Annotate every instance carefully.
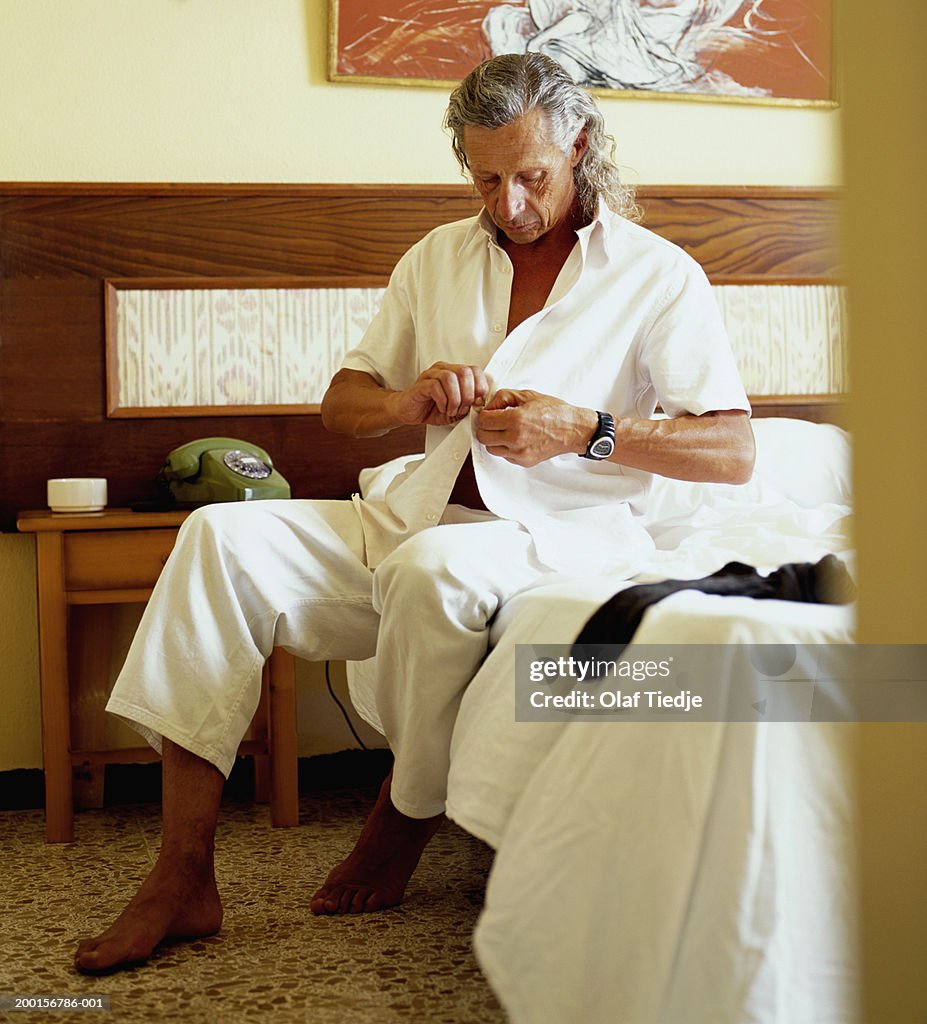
[483,388,525,411]
[435,370,463,416]
[472,367,491,404]
[455,366,477,411]
[424,377,450,415]
[475,407,516,440]
[454,365,492,413]
[485,445,532,468]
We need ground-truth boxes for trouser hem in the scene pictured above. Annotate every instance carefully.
[389,779,446,820]
[105,697,236,779]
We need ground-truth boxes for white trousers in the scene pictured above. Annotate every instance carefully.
[106,498,548,817]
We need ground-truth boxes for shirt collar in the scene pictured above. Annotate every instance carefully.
[575,195,615,260]
[459,196,615,259]
[457,208,497,255]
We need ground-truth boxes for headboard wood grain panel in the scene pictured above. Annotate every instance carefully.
[0,183,843,530]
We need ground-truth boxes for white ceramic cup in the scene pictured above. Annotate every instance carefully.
[47,478,108,513]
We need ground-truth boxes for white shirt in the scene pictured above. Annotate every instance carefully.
[341,202,750,573]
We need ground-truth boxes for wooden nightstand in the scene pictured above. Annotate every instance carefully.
[17,508,299,842]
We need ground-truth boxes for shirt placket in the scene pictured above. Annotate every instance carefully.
[486,236,589,378]
[487,238,513,357]
[472,231,592,489]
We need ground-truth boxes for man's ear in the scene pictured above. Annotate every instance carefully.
[571,127,589,166]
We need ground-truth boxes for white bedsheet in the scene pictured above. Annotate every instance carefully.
[446,499,857,1024]
[348,419,859,1023]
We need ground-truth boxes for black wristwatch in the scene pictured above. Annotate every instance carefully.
[581,411,616,460]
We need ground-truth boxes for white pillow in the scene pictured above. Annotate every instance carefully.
[751,417,852,507]
[641,417,852,522]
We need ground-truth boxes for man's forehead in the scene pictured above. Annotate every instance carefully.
[462,109,561,170]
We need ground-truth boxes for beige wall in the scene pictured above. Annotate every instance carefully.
[0,0,840,771]
[0,0,839,186]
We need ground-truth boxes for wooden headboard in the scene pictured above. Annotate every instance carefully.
[0,183,843,531]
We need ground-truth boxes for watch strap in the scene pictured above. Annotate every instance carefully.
[582,410,616,460]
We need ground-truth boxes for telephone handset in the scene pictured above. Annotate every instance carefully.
[158,437,291,506]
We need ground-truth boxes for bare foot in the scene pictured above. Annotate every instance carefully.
[74,859,223,974]
[310,772,443,915]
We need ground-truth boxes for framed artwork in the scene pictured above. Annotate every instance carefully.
[104,277,387,417]
[329,0,835,106]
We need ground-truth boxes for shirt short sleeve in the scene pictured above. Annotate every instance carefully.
[338,246,421,391]
[639,258,751,418]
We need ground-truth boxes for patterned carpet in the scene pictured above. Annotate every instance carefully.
[0,764,505,1023]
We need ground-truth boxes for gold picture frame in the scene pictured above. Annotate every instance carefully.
[328,0,836,108]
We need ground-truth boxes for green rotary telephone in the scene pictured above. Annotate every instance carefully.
[159,437,291,505]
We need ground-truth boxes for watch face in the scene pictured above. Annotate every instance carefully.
[223,449,272,479]
[589,436,615,459]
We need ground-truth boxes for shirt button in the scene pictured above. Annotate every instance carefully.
[425,512,438,522]
[492,323,503,333]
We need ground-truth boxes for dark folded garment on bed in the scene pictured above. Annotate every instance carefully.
[573,554,856,650]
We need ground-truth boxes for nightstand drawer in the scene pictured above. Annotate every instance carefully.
[64,528,180,591]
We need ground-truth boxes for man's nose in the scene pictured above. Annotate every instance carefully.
[497,182,525,221]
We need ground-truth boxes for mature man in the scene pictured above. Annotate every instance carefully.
[75,53,753,973]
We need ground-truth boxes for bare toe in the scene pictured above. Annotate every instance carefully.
[73,863,222,974]
[75,935,147,974]
[310,771,443,917]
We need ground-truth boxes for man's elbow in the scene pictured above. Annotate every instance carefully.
[725,418,757,485]
[321,385,344,430]
[319,374,359,436]
[726,449,756,485]
[320,399,367,438]
[319,387,341,434]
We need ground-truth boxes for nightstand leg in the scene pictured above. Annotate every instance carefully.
[252,666,270,803]
[268,648,299,827]
[34,532,75,843]
[70,604,113,809]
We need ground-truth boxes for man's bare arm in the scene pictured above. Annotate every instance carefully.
[475,389,755,484]
[602,408,755,483]
[321,365,491,437]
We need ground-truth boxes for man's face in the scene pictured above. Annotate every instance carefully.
[463,108,588,245]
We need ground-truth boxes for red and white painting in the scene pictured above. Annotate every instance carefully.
[329,0,833,104]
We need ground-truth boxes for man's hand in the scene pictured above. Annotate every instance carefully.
[476,389,596,467]
[391,363,491,427]
[320,365,489,437]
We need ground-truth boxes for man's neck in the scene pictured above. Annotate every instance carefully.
[497,199,590,264]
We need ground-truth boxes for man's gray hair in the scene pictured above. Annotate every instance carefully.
[444,52,640,222]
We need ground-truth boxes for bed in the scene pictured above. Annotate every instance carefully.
[350,414,857,1024]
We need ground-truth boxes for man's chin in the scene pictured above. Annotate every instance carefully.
[500,223,542,244]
